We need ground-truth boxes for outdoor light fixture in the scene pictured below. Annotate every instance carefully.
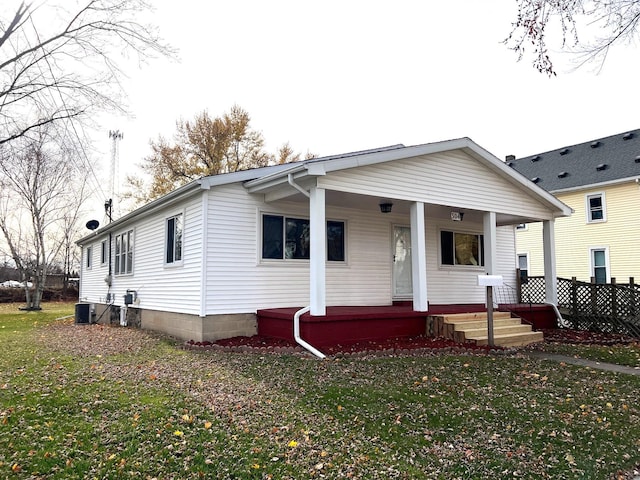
[379,201,393,213]
[450,211,464,221]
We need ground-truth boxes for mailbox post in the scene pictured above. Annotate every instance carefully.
[477,274,503,347]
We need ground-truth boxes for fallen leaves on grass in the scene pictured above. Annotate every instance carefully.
[3,320,636,479]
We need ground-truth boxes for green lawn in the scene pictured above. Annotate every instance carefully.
[533,342,640,368]
[1,303,639,479]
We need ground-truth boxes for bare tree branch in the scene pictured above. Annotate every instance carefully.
[505,0,640,75]
[1,0,175,147]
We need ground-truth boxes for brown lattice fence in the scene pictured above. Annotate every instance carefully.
[521,276,640,337]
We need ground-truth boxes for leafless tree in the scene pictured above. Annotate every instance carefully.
[1,0,173,147]
[0,126,88,309]
[505,0,640,75]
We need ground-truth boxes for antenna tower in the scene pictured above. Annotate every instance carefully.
[108,130,123,219]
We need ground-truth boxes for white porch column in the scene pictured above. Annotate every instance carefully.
[543,219,558,305]
[483,211,498,274]
[309,186,326,316]
[410,202,428,311]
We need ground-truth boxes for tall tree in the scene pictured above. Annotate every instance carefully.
[0,0,173,147]
[505,0,640,75]
[126,106,310,204]
[0,126,88,309]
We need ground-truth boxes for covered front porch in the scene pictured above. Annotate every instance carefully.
[243,139,571,351]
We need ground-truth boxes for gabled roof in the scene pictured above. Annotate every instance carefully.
[243,137,571,217]
[509,129,640,192]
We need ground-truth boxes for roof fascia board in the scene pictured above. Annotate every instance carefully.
[550,176,640,194]
[244,164,325,193]
[201,163,295,189]
[76,180,204,245]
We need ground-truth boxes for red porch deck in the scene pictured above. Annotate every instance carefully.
[257,304,487,347]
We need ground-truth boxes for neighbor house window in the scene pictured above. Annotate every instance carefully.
[114,229,133,275]
[586,193,606,223]
[262,214,345,261]
[591,247,609,284]
[516,223,527,231]
[517,253,529,283]
[101,240,108,265]
[440,230,484,266]
[166,214,183,264]
[86,246,92,269]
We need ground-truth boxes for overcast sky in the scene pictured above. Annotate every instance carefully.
[93,0,640,211]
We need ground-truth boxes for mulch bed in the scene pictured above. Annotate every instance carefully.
[186,328,638,356]
[198,335,498,355]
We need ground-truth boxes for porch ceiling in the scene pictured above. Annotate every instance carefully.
[263,189,534,227]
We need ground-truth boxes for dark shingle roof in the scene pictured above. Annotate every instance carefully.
[509,129,640,192]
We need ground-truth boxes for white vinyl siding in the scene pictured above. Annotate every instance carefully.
[78,196,203,313]
[79,239,109,302]
[204,184,518,314]
[127,199,202,314]
[318,150,554,220]
[206,185,397,313]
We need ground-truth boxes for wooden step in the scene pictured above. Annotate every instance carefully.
[426,311,544,347]
[446,318,522,330]
[465,331,544,347]
[452,324,535,343]
[440,311,513,322]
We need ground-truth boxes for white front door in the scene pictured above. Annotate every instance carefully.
[393,225,412,297]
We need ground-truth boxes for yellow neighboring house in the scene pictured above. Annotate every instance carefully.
[510,129,640,284]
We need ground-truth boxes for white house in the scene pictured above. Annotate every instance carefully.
[76,138,571,343]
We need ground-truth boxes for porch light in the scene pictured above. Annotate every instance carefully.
[379,201,393,213]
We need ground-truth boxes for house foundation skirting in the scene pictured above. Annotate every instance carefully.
[142,310,257,342]
[90,303,257,342]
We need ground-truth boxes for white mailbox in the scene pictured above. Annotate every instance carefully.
[477,275,503,287]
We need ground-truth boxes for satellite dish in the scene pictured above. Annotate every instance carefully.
[86,219,100,231]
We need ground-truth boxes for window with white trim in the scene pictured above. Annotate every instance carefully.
[517,253,529,283]
[166,214,183,264]
[86,246,92,269]
[261,214,345,262]
[586,193,606,223]
[114,229,133,275]
[590,247,609,284]
[440,230,484,267]
[100,240,108,265]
